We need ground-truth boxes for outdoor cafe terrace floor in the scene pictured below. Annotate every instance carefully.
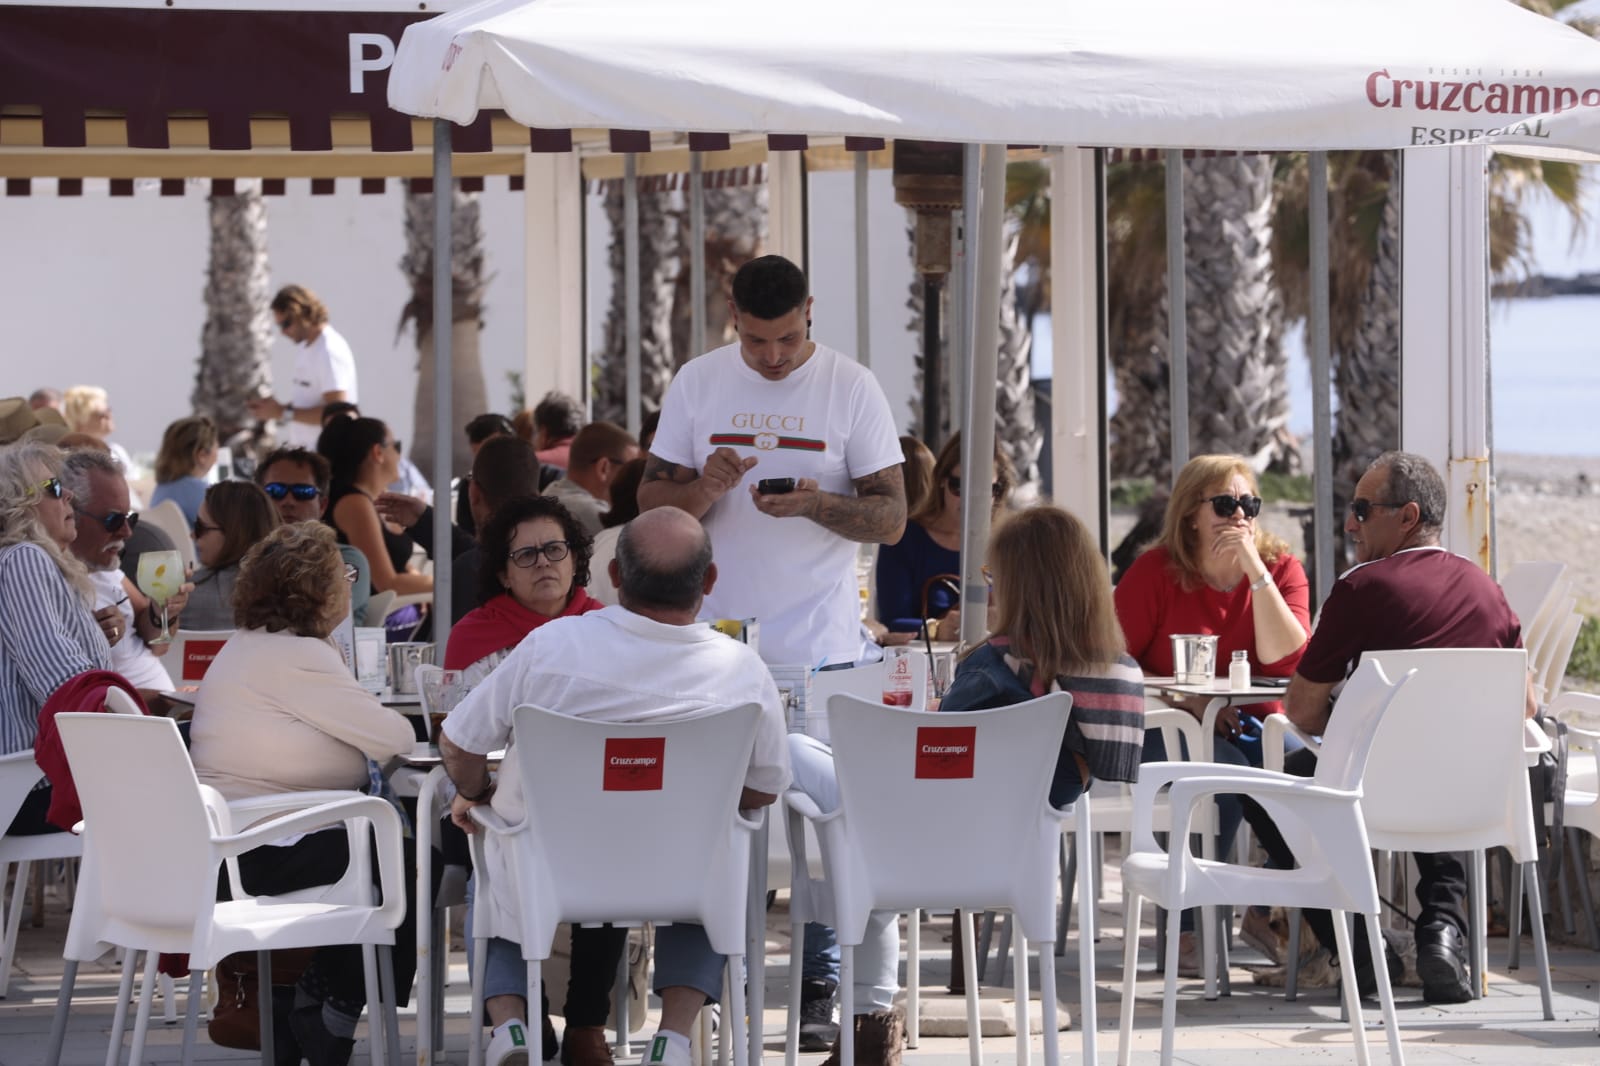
[4,850,1600,1066]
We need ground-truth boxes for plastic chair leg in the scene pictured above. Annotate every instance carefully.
[378,945,402,1066]
[1523,861,1556,1021]
[0,858,30,1000]
[995,912,1014,987]
[1114,893,1142,1066]
[728,954,749,1066]
[718,970,731,1066]
[1158,902,1181,1066]
[526,959,545,1066]
[1568,830,1600,951]
[1364,912,1405,1066]
[974,910,993,983]
[1057,834,1075,958]
[783,917,802,1066]
[959,913,982,1066]
[466,931,487,1066]
[44,958,77,1066]
[1038,933,1061,1066]
[1013,930,1031,1066]
[360,944,386,1066]
[839,945,855,1066]
[1509,852,1525,970]
[1285,907,1302,1001]
[1073,805,1098,1066]
[128,949,159,1066]
[906,910,920,1048]
[433,908,449,1054]
[1330,913,1372,1066]
[105,949,138,1066]
[613,942,631,1059]
[179,969,202,1066]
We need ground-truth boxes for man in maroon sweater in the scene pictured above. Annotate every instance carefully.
[1248,451,1532,1004]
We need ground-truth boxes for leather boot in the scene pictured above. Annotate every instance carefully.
[818,1009,904,1066]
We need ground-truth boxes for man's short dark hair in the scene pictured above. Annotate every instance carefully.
[567,421,637,473]
[472,436,542,516]
[731,255,808,320]
[533,391,584,440]
[616,519,713,612]
[256,446,332,495]
[465,412,515,446]
[1369,450,1447,534]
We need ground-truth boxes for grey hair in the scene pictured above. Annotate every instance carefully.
[1368,451,1446,534]
[59,447,125,503]
[0,440,91,598]
[615,519,713,612]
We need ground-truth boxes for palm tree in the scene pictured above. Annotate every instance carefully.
[191,181,274,461]
[669,183,766,363]
[399,183,489,485]
[594,182,682,426]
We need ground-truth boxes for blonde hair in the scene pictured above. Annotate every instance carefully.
[232,522,345,637]
[62,385,109,434]
[0,440,92,600]
[908,432,1016,528]
[154,416,218,483]
[1155,454,1289,590]
[987,505,1126,681]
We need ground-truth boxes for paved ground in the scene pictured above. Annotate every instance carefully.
[3,866,1599,1066]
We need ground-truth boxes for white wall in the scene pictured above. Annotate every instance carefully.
[0,179,528,465]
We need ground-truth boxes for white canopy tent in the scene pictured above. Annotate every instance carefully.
[388,0,1600,683]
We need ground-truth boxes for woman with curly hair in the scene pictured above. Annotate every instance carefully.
[149,415,219,525]
[440,494,620,1066]
[181,480,281,631]
[189,521,416,1066]
[0,440,112,833]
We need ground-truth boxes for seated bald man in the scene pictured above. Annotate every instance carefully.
[439,507,791,1066]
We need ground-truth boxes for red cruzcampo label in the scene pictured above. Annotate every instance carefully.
[915,726,976,779]
[603,737,666,791]
[182,639,226,682]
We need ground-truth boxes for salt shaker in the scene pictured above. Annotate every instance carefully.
[1229,649,1251,691]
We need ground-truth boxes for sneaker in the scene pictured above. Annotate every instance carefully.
[819,1009,905,1066]
[798,977,840,1052]
[637,1034,691,1066]
[1416,921,1472,1004]
[486,1020,532,1066]
[560,1025,616,1066]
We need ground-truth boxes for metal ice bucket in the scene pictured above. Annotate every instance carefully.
[1170,634,1219,685]
[387,642,434,694]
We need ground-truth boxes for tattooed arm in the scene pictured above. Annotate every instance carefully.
[636,447,757,520]
[751,464,907,544]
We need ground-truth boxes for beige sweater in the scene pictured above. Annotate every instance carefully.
[190,627,416,801]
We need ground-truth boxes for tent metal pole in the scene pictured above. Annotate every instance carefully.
[1308,151,1335,603]
[690,151,707,359]
[952,144,980,435]
[854,150,871,368]
[624,153,642,436]
[1094,149,1111,559]
[958,144,1006,649]
[1164,149,1188,483]
[431,119,454,652]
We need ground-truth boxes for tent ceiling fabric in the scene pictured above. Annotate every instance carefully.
[388,0,1600,160]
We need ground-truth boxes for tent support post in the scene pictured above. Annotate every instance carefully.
[951,143,980,436]
[1308,151,1335,603]
[1048,147,1106,552]
[1164,149,1188,483]
[623,153,642,436]
[431,118,454,652]
[690,151,707,359]
[855,150,872,368]
[958,144,1006,649]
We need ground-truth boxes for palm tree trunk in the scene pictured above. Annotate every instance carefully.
[401,185,489,485]
[995,225,1042,499]
[669,183,766,362]
[192,183,273,459]
[595,183,682,425]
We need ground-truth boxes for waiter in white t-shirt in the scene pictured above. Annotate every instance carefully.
[248,284,359,450]
[639,255,906,668]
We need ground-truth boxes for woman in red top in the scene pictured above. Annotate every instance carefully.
[1114,454,1311,971]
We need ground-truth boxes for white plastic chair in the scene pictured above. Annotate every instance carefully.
[1358,647,1554,1019]
[1497,561,1567,640]
[465,703,764,1066]
[168,629,234,686]
[785,692,1080,1066]
[363,589,396,630]
[1117,657,1414,1066]
[803,654,930,742]
[45,713,407,1066]
[142,499,196,573]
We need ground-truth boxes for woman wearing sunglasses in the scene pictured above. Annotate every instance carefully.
[1113,453,1310,973]
[874,431,1014,642]
[0,441,113,834]
[181,480,281,630]
[441,494,624,1066]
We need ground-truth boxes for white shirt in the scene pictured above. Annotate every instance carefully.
[443,604,791,935]
[651,343,902,667]
[286,323,358,449]
[88,569,172,692]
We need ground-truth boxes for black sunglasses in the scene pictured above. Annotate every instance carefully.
[1206,494,1262,519]
[74,504,138,534]
[947,476,1005,502]
[508,541,570,567]
[262,481,322,502]
[1348,498,1405,523]
[192,518,223,538]
[32,476,64,500]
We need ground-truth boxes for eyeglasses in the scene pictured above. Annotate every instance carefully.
[343,563,360,584]
[262,482,322,502]
[947,476,1005,501]
[191,518,222,538]
[1348,498,1405,523]
[1206,494,1263,519]
[391,439,403,453]
[74,504,138,533]
[508,541,570,567]
[30,476,64,500]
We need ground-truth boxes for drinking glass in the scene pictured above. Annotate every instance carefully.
[136,550,184,647]
[882,646,915,706]
[423,669,465,746]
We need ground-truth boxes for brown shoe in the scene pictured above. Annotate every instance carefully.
[818,1009,904,1066]
[560,1026,616,1066]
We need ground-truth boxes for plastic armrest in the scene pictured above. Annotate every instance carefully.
[1129,762,1301,852]
[1161,773,1356,845]
[468,804,521,837]
[1261,714,1321,773]
[1552,691,1600,730]
[216,794,396,857]
[782,789,842,825]
[226,789,372,830]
